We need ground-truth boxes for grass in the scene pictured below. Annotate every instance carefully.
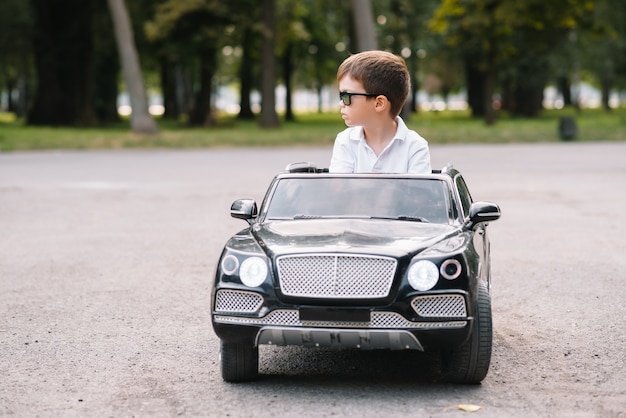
[0,107,624,151]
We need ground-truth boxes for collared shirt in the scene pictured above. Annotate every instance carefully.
[329,116,431,173]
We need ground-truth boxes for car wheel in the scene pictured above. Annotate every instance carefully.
[220,340,259,382]
[441,284,492,384]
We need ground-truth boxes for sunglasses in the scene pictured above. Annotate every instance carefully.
[339,91,380,106]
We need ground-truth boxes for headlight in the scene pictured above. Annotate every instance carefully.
[239,257,268,287]
[408,260,439,291]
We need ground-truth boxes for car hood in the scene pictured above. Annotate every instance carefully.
[251,219,460,258]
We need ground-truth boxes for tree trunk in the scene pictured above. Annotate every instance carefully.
[107,0,158,133]
[408,54,420,114]
[93,0,119,123]
[178,66,195,117]
[557,76,572,107]
[259,0,279,128]
[28,0,98,126]
[350,0,377,51]
[511,60,547,118]
[94,49,121,124]
[484,57,496,125]
[15,71,30,119]
[238,26,255,120]
[500,78,515,113]
[189,49,217,126]
[465,60,486,118]
[513,82,544,117]
[160,59,180,120]
[283,43,294,122]
[601,57,612,111]
[316,83,323,113]
[5,78,16,114]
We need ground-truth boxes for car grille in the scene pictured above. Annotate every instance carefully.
[214,289,263,314]
[411,294,467,318]
[214,309,466,329]
[276,254,397,299]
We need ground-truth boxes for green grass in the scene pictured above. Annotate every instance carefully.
[0,107,624,151]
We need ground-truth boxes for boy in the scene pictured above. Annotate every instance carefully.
[329,50,431,173]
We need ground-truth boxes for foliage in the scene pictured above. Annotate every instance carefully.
[430,0,595,62]
[428,0,625,117]
[0,0,624,129]
[0,0,33,116]
[579,0,626,91]
[281,0,347,91]
[374,0,444,107]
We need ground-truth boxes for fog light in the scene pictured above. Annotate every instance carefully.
[440,259,462,280]
[221,255,239,275]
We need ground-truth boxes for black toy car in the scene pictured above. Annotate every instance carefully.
[211,163,500,384]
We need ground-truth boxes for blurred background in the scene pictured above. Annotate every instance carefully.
[0,0,624,144]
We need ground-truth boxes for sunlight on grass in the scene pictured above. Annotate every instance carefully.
[0,112,17,124]
[0,107,624,151]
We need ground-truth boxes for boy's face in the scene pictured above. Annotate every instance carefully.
[338,75,377,127]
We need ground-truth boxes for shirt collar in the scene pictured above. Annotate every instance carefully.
[348,116,409,142]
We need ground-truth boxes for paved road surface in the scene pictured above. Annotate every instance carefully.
[1,143,625,417]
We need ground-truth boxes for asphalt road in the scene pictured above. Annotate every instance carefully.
[1,143,625,417]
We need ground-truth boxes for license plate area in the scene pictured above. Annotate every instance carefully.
[299,307,370,322]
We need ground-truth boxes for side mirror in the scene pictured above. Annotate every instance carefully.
[230,199,258,222]
[466,201,501,228]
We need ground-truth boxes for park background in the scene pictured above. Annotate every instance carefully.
[0,0,624,150]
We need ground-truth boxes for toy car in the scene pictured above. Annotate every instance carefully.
[211,163,500,384]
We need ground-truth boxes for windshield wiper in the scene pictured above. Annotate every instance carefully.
[293,214,323,219]
[291,214,429,222]
[370,215,430,223]
[399,215,430,222]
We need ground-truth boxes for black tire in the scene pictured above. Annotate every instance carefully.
[441,284,492,384]
[220,341,259,382]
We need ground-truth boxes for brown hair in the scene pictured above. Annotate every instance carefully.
[337,50,410,117]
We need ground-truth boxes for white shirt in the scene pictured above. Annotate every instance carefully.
[329,116,431,173]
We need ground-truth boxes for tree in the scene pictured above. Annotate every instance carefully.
[430,0,598,122]
[27,0,98,126]
[378,0,441,114]
[233,1,262,120]
[0,0,33,117]
[350,0,377,51]
[94,0,121,123]
[259,0,279,128]
[581,0,626,110]
[107,0,158,133]
[237,24,259,120]
[274,0,354,119]
[145,0,230,126]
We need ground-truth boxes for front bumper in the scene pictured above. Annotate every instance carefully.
[211,288,473,351]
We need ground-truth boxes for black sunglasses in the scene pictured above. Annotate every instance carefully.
[339,91,380,106]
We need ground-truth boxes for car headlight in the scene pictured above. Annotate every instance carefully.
[408,260,439,291]
[239,257,268,287]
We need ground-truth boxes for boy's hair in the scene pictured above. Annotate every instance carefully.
[337,50,410,118]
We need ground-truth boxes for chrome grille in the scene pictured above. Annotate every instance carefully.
[214,290,263,313]
[277,254,396,299]
[411,294,467,318]
[214,309,466,329]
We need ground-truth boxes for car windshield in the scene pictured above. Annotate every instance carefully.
[265,177,450,224]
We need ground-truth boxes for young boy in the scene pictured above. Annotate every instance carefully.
[329,50,431,173]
